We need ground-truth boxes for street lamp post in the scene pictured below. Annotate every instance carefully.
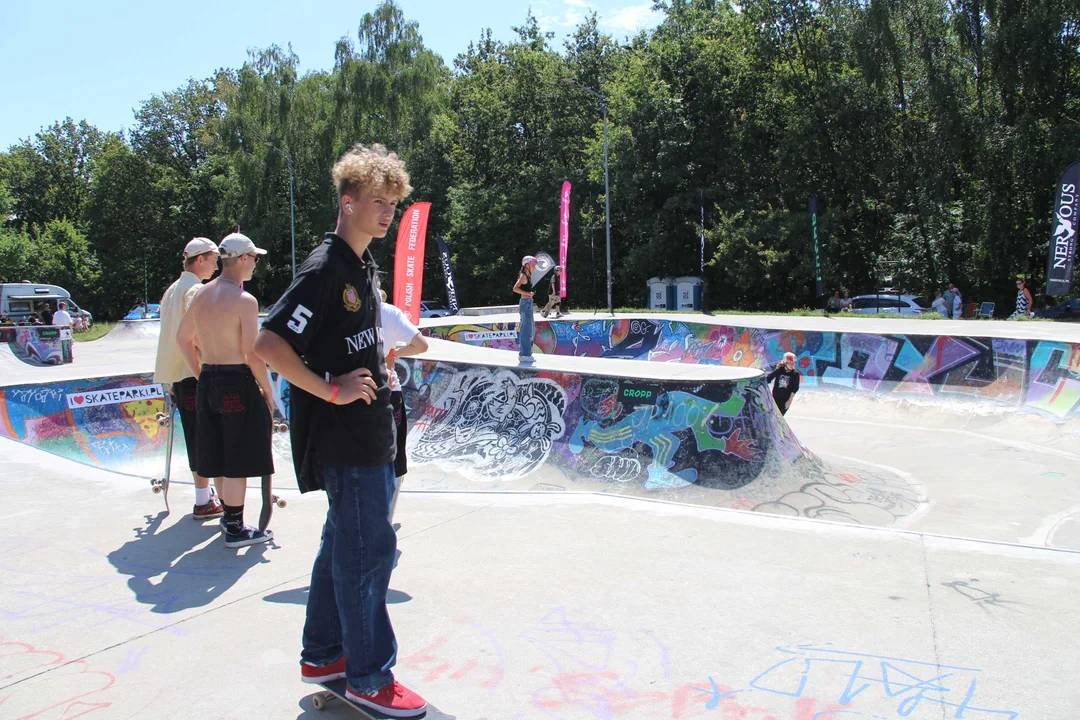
[267,144,297,279]
[563,78,613,315]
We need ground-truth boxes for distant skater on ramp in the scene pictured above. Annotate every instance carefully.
[513,255,538,363]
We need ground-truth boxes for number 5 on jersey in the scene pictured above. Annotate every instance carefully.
[287,305,313,334]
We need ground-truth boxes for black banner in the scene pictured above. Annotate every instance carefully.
[1047,161,1080,296]
[619,382,660,406]
[810,196,824,297]
[435,236,459,314]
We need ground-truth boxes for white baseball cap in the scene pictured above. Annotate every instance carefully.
[219,232,267,258]
[183,237,219,258]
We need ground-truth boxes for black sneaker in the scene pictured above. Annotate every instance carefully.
[223,525,273,548]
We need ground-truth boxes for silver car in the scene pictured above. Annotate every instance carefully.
[848,294,931,315]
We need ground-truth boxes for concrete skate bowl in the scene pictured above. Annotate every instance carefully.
[425,317,1080,421]
[426,316,1080,545]
[107,318,161,339]
[0,325,73,368]
[394,343,926,528]
[0,374,178,478]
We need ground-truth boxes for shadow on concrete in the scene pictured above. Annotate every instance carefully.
[264,585,413,605]
[106,510,275,613]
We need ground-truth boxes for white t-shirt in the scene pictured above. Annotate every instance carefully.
[381,303,420,392]
[931,297,947,316]
[52,310,72,326]
[952,294,963,317]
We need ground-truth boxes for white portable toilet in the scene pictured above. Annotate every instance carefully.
[647,277,676,310]
[675,276,705,311]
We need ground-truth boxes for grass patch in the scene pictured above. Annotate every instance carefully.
[73,322,115,342]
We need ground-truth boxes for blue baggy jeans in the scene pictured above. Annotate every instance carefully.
[518,297,535,359]
[301,462,398,693]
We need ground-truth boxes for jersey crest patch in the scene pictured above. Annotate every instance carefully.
[343,284,362,312]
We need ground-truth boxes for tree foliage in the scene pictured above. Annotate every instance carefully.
[2,0,1078,319]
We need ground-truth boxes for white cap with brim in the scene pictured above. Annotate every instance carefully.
[183,237,219,258]
[219,232,268,258]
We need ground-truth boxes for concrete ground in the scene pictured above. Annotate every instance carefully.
[2,439,1078,720]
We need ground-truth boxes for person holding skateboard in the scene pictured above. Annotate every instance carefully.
[176,232,275,548]
[154,237,224,520]
[254,144,428,717]
[541,265,563,318]
[513,255,538,362]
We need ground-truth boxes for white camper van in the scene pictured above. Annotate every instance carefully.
[0,283,92,326]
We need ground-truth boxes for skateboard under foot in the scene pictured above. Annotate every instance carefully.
[312,679,452,718]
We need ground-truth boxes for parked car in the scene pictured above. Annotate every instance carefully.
[123,303,161,320]
[420,301,452,318]
[1034,297,1080,320]
[847,294,931,315]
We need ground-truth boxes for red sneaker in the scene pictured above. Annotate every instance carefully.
[300,656,346,684]
[346,681,427,717]
[192,496,224,520]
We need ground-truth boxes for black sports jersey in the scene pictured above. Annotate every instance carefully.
[262,233,394,492]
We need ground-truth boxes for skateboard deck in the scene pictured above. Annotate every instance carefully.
[149,402,176,513]
[259,416,290,531]
[312,679,453,718]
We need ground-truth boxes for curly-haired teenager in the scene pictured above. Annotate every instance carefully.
[255,144,427,716]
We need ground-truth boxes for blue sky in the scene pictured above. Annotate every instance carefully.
[1,0,662,150]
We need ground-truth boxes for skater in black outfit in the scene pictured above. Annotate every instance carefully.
[766,352,801,415]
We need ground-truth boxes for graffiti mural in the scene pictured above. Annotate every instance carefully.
[0,375,171,476]
[428,319,1080,418]
[398,357,922,523]
[402,358,806,491]
[408,368,568,480]
[5,326,74,366]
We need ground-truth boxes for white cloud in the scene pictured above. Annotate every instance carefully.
[604,3,659,33]
[564,0,589,6]
[538,8,585,30]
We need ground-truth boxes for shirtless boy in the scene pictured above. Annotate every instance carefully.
[177,232,275,548]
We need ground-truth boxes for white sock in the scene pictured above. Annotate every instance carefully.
[195,486,211,506]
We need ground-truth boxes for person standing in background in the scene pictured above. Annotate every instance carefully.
[154,237,224,521]
[513,255,538,363]
[52,301,72,328]
[767,352,802,416]
[379,287,429,522]
[931,290,948,317]
[1012,277,1034,319]
[541,265,564,319]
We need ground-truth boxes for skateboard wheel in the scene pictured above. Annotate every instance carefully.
[313,693,327,710]
[152,485,162,494]
[273,494,287,508]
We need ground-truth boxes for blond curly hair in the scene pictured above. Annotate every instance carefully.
[332,143,412,201]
